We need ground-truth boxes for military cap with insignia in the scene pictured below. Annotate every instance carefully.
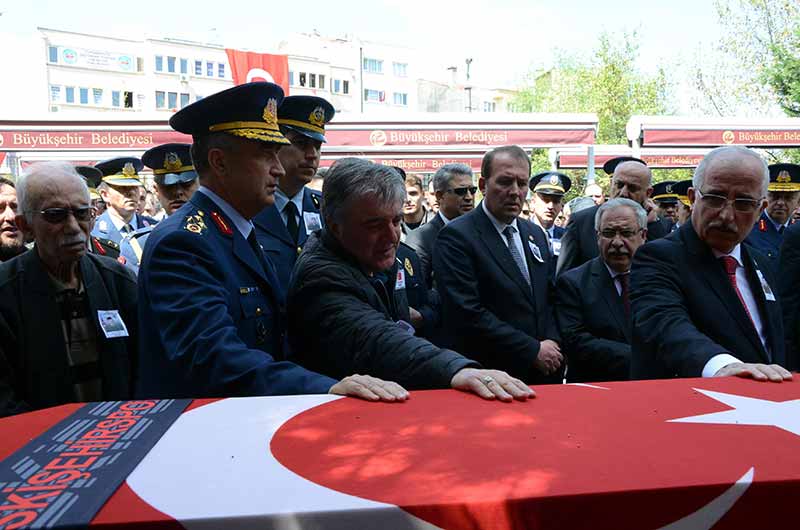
[75,166,103,200]
[529,171,572,196]
[768,163,800,192]
[94,157,144,187]
[142,143,198,186]
[603,156,647,175]
[672,180,692,206]
[170,81,289,145]
[278,95,335,143]
[652,180,679,205]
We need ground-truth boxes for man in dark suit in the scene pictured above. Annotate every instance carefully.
[557,157,672,276]
[136,82,407,402]
[406,163,475,288]
[528,171,570,260]
[0,162,137,417]
[435,145,563,384]
[91,157,157,246]
[555,198,647,382]
[253,96,332,294]
[778,221,800,370]
[631,146,792,382]
[0,177,26,263]
[744,163,800,261]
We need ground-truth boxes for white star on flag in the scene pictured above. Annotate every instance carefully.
[668,388,800,437]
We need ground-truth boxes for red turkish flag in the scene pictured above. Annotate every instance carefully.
[225,48,289,94]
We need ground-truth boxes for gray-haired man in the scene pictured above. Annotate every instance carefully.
[555,198,647,382]
[287,158,534,402]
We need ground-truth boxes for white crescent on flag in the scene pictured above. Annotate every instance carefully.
[246,68,275,84]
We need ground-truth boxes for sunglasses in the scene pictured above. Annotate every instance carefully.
[34,207,96,224]
[446,186,477,197]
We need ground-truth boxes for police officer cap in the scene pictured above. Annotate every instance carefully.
[529,171,572,196]
[142,143,198,186]
[652,180,679,204]
[94,157,144,187]
[278,95,335,143]
[170,82,289,145]
[603,156,647,176]
[672,180,692,206]
[768,163,800,192]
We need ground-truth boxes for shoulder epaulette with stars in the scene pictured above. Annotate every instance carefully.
[183,211,207,235]
[92,236,120,257]
[310,191,321,210]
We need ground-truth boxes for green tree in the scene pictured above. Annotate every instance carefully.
[765,27,800,117]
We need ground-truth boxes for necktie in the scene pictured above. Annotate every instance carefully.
[284,202,300,243]
[502,226,530,288]
[246,229,270,275]
[122,224,133,234]
[778,225,785,235]
[719,256,755,327]
[617,272,630,318]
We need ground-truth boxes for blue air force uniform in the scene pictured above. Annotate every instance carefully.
[90,157,156,245]
[745,163,800,260]
[136,82,336,399]
[253,95,334,293]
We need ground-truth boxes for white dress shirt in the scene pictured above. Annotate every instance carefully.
[482,201,530,279]
[438,210,453,226]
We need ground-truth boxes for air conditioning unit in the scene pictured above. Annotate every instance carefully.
[179,74,189,83]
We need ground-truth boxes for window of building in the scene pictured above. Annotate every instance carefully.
[167,56,176,73]
[195,60,202,75]
[123,91,133,108]
[483,101,496,112]
[180,93,190,108]
[180,58,188,74]
[155,55,164,72]
[393,62,408,77]
[363,58,383,74]
[393,92,408,106]
[299,72,307,87]
[309,73,316,88]
[342,80,349,94]
[50,85,61,102]
[48,46,58,63]
[289,71,294,86]
[364,89,384,102]
[65,86,75,103]
[206,61,213,77]
[319,75,325,89]
[93,88,103,105]
[79,87,89,105]
[155,91,166,109]
[112,91,121,107]
[218,63,225,78]
[137,57,145,72]
[333,79,341,93]
[168,92,178,109]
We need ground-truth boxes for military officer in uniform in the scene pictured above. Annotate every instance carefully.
[652,180,679,224]
[745,163,800,260]
[673,180,692,229]
[136,82,407,402]
[76,165,119,259]
[253,95,333,294]
[119,143,199,274]
[528,171,570,259]
[91,157,157,247]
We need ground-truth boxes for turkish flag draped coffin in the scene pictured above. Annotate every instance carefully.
[225,49,290,94]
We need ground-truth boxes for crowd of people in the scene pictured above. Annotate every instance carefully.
[0,80,797,417]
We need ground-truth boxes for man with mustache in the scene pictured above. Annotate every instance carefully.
[631,146,792,382]
[91,157,157,247]
[0,162,138,416]
[557,156,672,276]
[435,145,563,384]
[118,143,199,275]
[744,163,800,260]
[253,95,332,294]
[0,177,26,263]
[555,198,647,382]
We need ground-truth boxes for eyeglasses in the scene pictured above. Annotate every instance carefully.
[33,207,96,224]
[696,190,762,213]
[446,186,477,197]
[598,228,643,240]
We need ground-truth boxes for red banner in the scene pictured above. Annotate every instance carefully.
[0,130,190,151]
[326,128,595,149]
[321,157,482,172]
[559,153,706,169]
[225,49,289,94]
[643,128,800,147]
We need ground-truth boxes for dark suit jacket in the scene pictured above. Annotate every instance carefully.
[253,187,323,295]
[434,202,560,384]
[556,204,672,276]
[778,222,800,370]
[630,221,785,379]
[555,257,631,382]
[406,212,445,289]
[136,191,335,399]
[0,250,138,417]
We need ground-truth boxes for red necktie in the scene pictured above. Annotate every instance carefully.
[719,256,755,327]
[617,273,630,318]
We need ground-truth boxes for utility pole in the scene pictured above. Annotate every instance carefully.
[465,58,473,113]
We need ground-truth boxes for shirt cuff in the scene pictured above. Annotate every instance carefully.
[702,354,742,377]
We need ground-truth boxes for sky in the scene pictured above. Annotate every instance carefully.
[0,0,722,89]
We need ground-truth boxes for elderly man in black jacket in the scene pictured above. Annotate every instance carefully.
[0,162,138,417]
[287,158,534,402]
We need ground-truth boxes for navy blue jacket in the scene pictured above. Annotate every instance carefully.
[136,190,335,399]
[253,188,323,295]
[744,211,791,261]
